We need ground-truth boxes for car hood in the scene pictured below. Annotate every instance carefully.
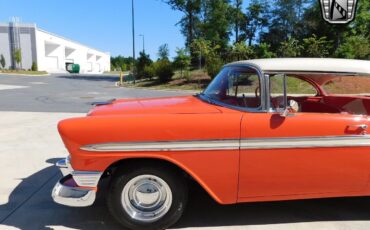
[88,96,222,116]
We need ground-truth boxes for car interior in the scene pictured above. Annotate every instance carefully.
[212,70,370,115]
[269,74,370,115]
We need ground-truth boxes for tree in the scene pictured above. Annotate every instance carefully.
[173,48,191,78]
[190,38,212,69]
[299,1,351,51]
[0,54,5,69]
[14,49,22,69]
[166,0,201,48]
[350,0,370,36]
[191,38,223,79]
[165,0,369,61]
[110,56,133,71]
[231,0,244,43]
[136,52,153,79]
[154,59,174,82]
[254,43,276,58]
[122,63,127,71]
[335,35,370,60]
[261,0,309,52]
[206,54,224,79]
[242,0,269,46]
[198,0,232,53]
[278,37,302,57]
[165,0,202,66]
[142,64,156,80]
[158,44,170,60]
[302,34,331,57]
[228,42,255,61]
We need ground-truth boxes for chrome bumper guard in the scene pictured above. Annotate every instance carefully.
[52,157,103,207]
[56,157,72,176]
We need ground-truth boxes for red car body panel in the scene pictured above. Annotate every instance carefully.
[58,94,370,204]
[59,99,242,204]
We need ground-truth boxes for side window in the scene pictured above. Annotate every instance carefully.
[323,76,370,95]
[270,74,318,111]
[225,68,261,109]
[270,74,285,111]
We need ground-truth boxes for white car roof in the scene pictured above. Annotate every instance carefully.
[230,58,370,75]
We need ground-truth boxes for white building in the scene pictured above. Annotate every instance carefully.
[0,22,110,74]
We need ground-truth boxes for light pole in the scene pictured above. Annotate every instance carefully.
[139,34,145,54]
[131,0,136,84]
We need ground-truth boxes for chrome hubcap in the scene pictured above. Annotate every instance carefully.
[121,175,172,222]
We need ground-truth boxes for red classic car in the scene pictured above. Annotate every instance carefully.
[52,58,370,230]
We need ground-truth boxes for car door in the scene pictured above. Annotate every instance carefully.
[238,74,370,199]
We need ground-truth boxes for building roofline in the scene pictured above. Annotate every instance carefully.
[37,27,109,55]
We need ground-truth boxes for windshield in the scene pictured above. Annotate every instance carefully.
[203,66,261,109]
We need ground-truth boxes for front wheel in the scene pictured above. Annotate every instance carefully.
[107,165,188,230]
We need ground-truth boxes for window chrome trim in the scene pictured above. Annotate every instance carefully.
[80,135,370,152]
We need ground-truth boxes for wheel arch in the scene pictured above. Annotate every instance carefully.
[103,156,225,204]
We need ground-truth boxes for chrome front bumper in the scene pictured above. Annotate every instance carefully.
[52,157,103,207]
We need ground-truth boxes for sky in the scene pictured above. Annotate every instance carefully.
[0,0,250,60]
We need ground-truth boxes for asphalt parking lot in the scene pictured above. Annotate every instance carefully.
[1,73,370,230]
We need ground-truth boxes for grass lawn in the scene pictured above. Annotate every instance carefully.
[123,69,211,91]
[0,69,48,75]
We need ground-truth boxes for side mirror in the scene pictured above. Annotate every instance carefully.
[280,100,298,117]
[280,107,291,117]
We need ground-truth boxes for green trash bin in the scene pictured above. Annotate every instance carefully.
[71,64,80,73]
[66,63,80,74]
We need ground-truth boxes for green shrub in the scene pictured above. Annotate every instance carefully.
[154,60,174,83]
[206,56,224,79]
[121,63,127,71]
[335,35,370,59]
[0,54,5,69]
[14,49,22,68]
[143,65,156,80]
[31,62,38,71]
[136,52,152,79]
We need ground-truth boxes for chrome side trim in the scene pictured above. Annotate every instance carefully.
[241,135,370,149]
[81,139,240,152]
[52,175,96,207]
[80,135,370,152]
